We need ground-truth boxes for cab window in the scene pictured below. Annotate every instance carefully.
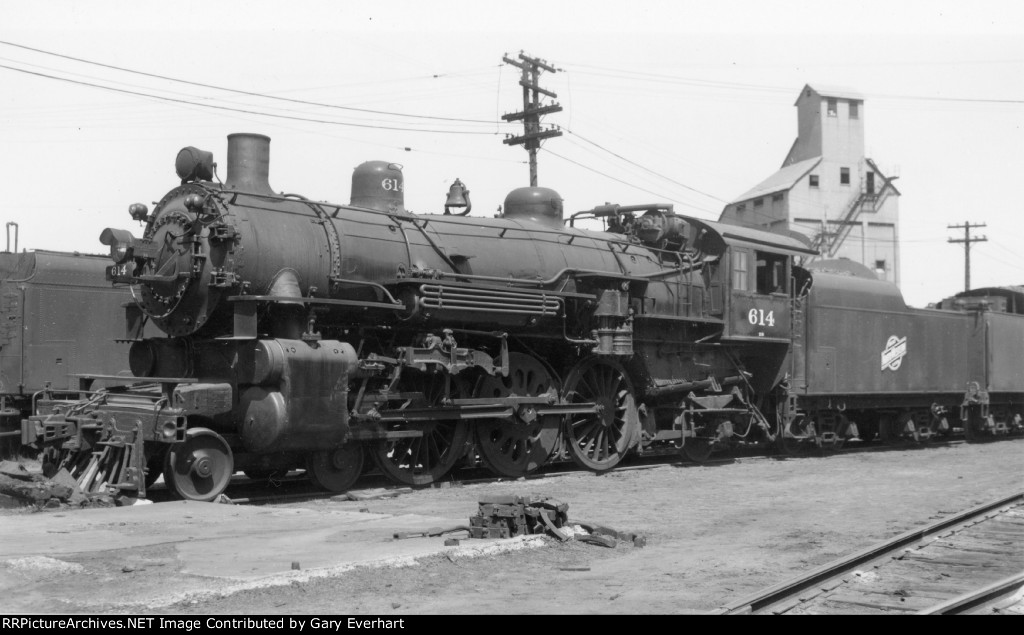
[731,250,749,291]
[755,251,788,294]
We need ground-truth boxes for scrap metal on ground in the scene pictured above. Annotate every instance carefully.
[392,494,645,548]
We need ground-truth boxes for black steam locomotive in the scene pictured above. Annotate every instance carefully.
[23,133,1023,501]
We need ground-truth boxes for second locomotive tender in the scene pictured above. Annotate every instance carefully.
[25,133,1020,501]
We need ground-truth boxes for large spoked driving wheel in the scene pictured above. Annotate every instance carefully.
[163,427,234,501]
[475,352,561,478]
[308,443,364,493]
[371,371,470,486]
[562,357,638,472]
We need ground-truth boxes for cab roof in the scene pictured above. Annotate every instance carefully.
[685,216,819,257]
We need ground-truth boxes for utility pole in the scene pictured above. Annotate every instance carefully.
[947,221,987,292]
[501,52,562,186]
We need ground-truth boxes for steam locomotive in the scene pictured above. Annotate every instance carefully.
[23,133,1023,501]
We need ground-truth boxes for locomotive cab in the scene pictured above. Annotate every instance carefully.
[677,219,819,397]
[711,222,817,343]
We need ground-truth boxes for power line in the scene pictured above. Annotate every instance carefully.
[562,62,1024,105]
[0,63,499,135]
[543,147,717,216]
[0,39,505,125]
[564,127,728,204]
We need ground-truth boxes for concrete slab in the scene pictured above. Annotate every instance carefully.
[0,500,545,611]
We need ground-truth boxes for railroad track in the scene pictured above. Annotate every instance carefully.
[146,436,977,505]
[715,490,1024,615]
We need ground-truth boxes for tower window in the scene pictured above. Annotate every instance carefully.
[850,101,859,119]
[840,167,850,185]
[809,175,819,187]
[827,98,837,117]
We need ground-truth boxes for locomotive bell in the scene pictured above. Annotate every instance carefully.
[128,203,149,222]
[351,161,405,213]
[443,178,472,215]
[502,186,564,227]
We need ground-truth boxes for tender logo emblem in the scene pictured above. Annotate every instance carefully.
[881,335,907,371]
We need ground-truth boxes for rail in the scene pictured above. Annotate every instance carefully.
[714,489,1024,614]
[917,571,1024,615]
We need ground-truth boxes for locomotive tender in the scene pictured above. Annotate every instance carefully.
[0,250,144,456]
[23,133,1022,501]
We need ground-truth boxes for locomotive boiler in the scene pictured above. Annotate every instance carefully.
[24,132,1021,503]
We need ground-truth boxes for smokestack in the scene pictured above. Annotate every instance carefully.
[225,133,273,195]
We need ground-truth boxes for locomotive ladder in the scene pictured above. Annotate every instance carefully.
[789,294,806,390]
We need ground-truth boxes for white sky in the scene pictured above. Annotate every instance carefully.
[3,0,1023,307]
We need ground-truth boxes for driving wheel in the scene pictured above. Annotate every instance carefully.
[475,352,561,478]
[561,357,638,471]
[370,370,470,486]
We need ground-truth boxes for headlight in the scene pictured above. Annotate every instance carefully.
[99,228,137,264]
[111,242,129,263]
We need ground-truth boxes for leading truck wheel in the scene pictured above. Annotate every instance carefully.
[163,427,234,501]
[562,357,638,472]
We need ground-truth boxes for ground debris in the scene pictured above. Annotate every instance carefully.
[575,534,617,548]
[0,461,137,510]
[573,520,647,548]
[469,494,570,540]
[0,460,36,480]
[0,470,72,503]
[340,488,413,501]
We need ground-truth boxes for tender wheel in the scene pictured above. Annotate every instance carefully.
[561,357,638,472]
[163,427,233,501]
[475,353,561,478]
[682,437,714,463]
[371,370,470,486]
[913,416,935,445]
[307,443,364,493]
[777,416,811,456]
